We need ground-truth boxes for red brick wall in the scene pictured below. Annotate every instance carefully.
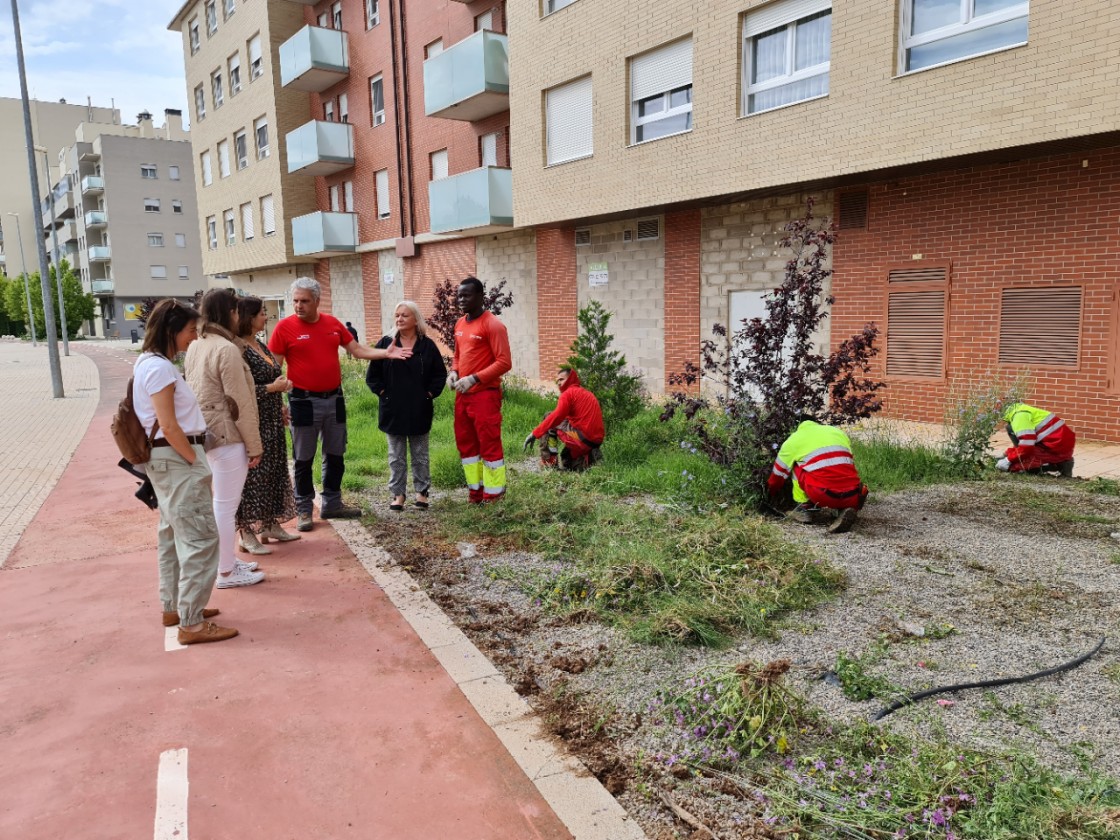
[664,208,701,389]
[315,259,333,313]
[831,146,1120,440]
[403,238,476,319]
[536,225,578,376]
[360,251,381,340]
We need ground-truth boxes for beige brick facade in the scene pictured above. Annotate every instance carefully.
[508,0,1120,227]
[475,228,540,381]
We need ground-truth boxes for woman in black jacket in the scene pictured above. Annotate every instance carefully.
[366,301,447,510]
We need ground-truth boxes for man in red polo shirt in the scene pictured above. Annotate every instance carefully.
[270,277,410,530]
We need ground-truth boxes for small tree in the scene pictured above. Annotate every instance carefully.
[10,260,96,340]
[662,200,885,502]
[0,274,27,336]
[566,300,645,428]
[429,278,514,358]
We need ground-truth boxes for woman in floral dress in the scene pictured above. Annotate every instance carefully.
[235,296,299,553]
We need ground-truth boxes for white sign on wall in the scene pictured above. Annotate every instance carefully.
[382,272,395,285]
[587,262,609,287]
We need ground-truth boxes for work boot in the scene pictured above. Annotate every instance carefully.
[828,508,859,534]
[1056,459,1075,478]
[321,503,362,519]
[790,503,827,524]
[296,512,313,532]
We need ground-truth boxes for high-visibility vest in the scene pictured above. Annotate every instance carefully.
[771,421,858,485]
[1002,403,1066,449]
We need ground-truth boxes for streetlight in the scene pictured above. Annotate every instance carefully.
[5,212,37,347]
[34,144,69,356]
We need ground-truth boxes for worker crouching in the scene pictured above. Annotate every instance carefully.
[524,366,604,471]
[996,402,1075,476]
[767,415,869,534]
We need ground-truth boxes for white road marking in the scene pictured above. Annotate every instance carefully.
[154,748,188,840]
[165,627,186,652]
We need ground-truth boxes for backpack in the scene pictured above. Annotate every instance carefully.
[111,377,159,465]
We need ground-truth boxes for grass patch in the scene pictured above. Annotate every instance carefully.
[852,436,967,494]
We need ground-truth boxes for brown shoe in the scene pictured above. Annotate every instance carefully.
[162,608,220,627]
[177,621,239,645]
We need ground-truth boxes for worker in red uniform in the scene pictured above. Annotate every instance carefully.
[767,415,868,533]
[447,277,512,503]
[996,402,1075,476]
[523,366,605,470]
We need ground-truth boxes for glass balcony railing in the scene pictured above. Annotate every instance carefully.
[81,175,105,194]
[84,210,108,228]
[279,25,349,92]
[428,166,513,235]
[88,245,111,261]
[291,211,358,257]
[286,120,355,176]
[423,31,509,121]
[92,279,114,294]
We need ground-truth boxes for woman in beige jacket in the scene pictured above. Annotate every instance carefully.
[185,289,266,589]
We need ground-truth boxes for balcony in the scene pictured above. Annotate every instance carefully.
[43,188,75,222]
[429,166,513,235]
[286,120,354,176]
[423,31,509,121]
[279,25,349,92]
[88,245,111,262]
[291,211,357,258]
[81,175,105,195]
[92,279,114,294]
[78,147,100,163]
[85,210,108,228]
[52,220,79,243]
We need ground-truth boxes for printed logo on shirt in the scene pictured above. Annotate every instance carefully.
[297,334,311,340]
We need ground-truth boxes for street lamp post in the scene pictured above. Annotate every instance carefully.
[35,144,69,356]
[5,212,37,347]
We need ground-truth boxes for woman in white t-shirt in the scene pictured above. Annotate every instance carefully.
[135,299,238,645]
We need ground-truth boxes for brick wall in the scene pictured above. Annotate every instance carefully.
[536,225,578,377]
[327,254,364,333]
[664,208,701,389]
[371,250,403,339]
[476,228,539,380]
[403,237,476,324]
[831,146,1120,440]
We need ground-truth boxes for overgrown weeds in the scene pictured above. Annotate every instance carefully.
[941,372,1029,475]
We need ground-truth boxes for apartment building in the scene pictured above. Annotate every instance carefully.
[0,97,119,279]
[42,110,206,338]
[168,0,513,347]
[506,0,1120,439]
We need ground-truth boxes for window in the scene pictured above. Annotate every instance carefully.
[224,209,236,245]
[475,9,493,31]
[201,150,213,186]
[207,216,218,249]
[172,199,183,215]
[375,169,390,219]
[331,1,342,29]
[343,180,353,212]
[254,117,269,159]
[218,139,231,178]
[148,233,164,247]
[240,202,254,240]
[144,198,161,212]
[141,164,157,179]
[261,194,275,235]
[743,0,831,115]
[339,93,349,123]
[188,17,200,53]
[425,39,443,58]
[194,84,206,121]
[223,0,235,20]
[324,100,335,122]
[248,34,263,79]
[329,184,341,211]
[169,165,181,181]
[175,233,187,248]
[480,131,499,166]
[901,0,1027,72]
[205,0,217,35]
[179,266,190,280]
[212,71,224,108]
[370,75,385,125]
[234,130,248,169]
[229,53,242,94]
[545,76,593,165]
[630,38,693,143]
[544,0,575,14]
[430,148,448,181]
[999,287,1080,368]
[885,265,949,379]
[150,265,168,280]
[317,11,328,27]
[365,0,379,28]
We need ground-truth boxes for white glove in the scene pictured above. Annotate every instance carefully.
[454,374,477,394]
[995,457,1010,471]
[446,371,458,389]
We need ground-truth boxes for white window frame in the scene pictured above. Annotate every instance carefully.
[188,17,200,53]
[224,209,236,246]
[148,233,164,247]
[234,130,249,170]
[630,38,693,145]
[329,184,341,211]
[742,0,832,116]
[175,233,187,248]
[207,216,218,249]
[212,70,224,109]
[324,100,335,122]
[480,131,499,167]
[140,164,157,179]
[217,139,231,178]
[425,39,443,58]
[254,117,269,159]
[544,0,575,16]
[150,265,168,280]
[240,202,254,240]
[375,169,390,219]
[248,34,263,80]
[331,1,342,29]
[178,265,190,280]
[343,180,354,212]
[194,84,206,121]
[223,0,235,20]
[365,0,379,28]
[169,165,181,181]
[201,151,213,186]
[205,0,217,35]
[545,76,593,166]
[172,200,183,214]
[475,9,493,31]
[144,198,161,213]
[228,53,242,94]
[261,194,276,235]
[899,0,1028,74]
[370,75,385,126]
[339,92,349,123]
[430,148,448,181]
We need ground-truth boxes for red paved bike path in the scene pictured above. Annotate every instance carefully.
[0,347,571,840]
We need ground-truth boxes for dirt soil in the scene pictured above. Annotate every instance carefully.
[360,477,1120,839]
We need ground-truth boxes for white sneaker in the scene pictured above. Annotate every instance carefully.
[235,558,259,572]
[216,567,266,588]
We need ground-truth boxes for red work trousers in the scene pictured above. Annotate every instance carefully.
[454,388,505,498]
[1006,425,1076,472]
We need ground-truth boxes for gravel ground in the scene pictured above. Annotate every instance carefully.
[361,477,1120,837]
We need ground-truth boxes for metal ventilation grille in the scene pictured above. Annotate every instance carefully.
[888,266,946,284]
[999,287,1081,367]
[574,228,591,246]
[636,218,659,240]
[622,229,633,242]
[886,290,946,378]
[838,190,868,229]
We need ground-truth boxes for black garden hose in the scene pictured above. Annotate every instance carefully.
[872,636,1106,722]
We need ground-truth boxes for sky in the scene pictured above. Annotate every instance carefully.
[0,0,191,129]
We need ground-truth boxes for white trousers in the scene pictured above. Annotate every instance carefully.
[207,442,248,574]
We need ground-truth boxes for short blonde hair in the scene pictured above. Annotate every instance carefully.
[391,300,428,339]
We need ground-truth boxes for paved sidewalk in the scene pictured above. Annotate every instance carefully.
[0,340,639,840]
